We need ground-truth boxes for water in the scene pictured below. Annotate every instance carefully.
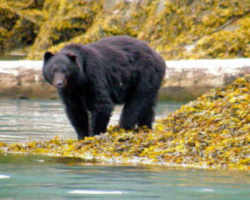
[0,155,249,200]
[0,100,249,200]
[0,99,181,143]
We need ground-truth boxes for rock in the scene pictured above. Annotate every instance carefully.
[0,59,249,100]
[0,60,57,99]
[160,59,250,101]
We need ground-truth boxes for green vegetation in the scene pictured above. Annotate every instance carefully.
[1,75,249,170]
[0,0,249,59]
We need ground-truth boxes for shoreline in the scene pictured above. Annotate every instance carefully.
[0,58,249,101]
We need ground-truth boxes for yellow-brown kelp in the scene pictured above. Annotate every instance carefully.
[0,0,249,59]
[1,75,249,170]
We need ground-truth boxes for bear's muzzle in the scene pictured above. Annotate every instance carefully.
[53,72,67,89]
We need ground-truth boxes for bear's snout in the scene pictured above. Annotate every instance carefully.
[53,72,67,89]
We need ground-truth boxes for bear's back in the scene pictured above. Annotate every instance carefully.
[89,36,152,55]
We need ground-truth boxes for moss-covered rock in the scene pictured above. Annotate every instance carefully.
[0,0,249,59]
[1,75,249,170]
[28,0,103,59]
[0,6,18,53]
[140,0,250,59]
[192,15,250,58]
[0,1,42,54]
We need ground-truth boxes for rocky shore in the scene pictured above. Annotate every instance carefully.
[0,59,249,101]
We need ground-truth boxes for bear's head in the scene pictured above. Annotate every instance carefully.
[43,51,80,89]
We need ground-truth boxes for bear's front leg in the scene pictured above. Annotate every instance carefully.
[65,104,89,140]
[60,94,90,140]
[91,104,113,136]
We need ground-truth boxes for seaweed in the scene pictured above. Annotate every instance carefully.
[0,0,249,59]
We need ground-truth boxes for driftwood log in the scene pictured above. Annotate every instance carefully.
[0,59,249,101]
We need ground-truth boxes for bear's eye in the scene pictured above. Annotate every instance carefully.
[51,68,57,74]
[51,67,66,75]
[61,68,66,73]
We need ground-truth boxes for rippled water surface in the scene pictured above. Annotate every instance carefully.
[0,155,249,200]
[0,99,181,143]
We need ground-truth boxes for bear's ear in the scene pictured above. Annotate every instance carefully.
[66,52,77,63]
[44,51,54,63]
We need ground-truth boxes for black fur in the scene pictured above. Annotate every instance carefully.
[43,36,166,139]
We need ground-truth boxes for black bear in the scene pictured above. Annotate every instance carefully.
[43,36,166,139]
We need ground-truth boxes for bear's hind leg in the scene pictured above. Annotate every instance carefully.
[119,91,154,130]
[119,99,139,130]
[137,100,156,129]
[91,104,113,136]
